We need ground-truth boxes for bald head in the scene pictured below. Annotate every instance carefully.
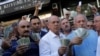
[47,15,60,35]
[73,14,87,28]
[17,20,30,37]
[17,20,29,26]
[48,15,60,23]
[74,14,87,23]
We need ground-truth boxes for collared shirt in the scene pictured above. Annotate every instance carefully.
[41,28,48,32]
[39,30,66,56]
[96,36,100,56]
[67,29,98,56]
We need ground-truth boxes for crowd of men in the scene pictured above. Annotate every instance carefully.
[0,2,100,56]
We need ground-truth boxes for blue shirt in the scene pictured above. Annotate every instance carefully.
[3,38,39,56]
[67,30,98,56]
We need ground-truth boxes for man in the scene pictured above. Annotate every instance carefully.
[65,11,71,20]
[76,6,82,14]
[60,18,71,35]
[87,21,94,29]
[30,16,46,38]
[41,19,48,32]
[93,16,100,56]
[91,6,100,17]
[67,14,98,56]
[73,14,87,28]
[3,20,39,56]
[94,16,100,35]
[39,15,67,56]
[60,18,83,56]
[60,18,82,44]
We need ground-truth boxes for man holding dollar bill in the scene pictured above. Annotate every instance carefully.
[67,14,98,56]
[30,16,47,44]
[3,20,39,56]
[39,15,69,56]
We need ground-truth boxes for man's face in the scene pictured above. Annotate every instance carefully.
[30,18,41,32]
[76,6,81,13]
[94,16,100,31]
[87,21,93,29]
[74,15,87,28]
[47,16,60,33]
[61,19,70,31]
[17,20,30,37]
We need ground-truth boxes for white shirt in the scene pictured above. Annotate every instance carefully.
[0,39,2,49]
[39,30,66,56]
[41,28,48,32]
[96,36,100,56]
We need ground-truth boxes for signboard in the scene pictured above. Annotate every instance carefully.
[97,0,100,7]
[0,0,50,15]
[0,0,15,5]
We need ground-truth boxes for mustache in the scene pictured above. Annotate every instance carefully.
[24,31,30,33]
[65,25,68,28]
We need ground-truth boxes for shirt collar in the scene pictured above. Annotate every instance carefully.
[48,30,63,38]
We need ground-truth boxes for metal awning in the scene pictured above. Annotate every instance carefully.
[0,0,50,16]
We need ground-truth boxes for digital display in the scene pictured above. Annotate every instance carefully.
[0,0,50,15]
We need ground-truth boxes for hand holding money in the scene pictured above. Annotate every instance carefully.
[17,37,30,46]
[35,1,43,10]
[70,37,83,45]
[74,28,88,39]
[58,46,67,56]
[15,45,28,55]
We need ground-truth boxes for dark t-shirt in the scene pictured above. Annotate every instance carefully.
[3,37,39,56]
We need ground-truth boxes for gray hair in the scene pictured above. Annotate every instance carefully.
[73,14,88,23]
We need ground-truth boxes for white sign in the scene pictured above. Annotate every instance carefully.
[0,0,15,5]
[97,0,100,7]
[0,0,50,15]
